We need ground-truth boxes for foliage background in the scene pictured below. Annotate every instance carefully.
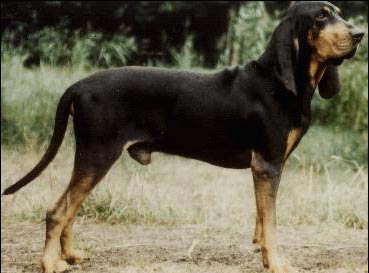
[1,1,368,164]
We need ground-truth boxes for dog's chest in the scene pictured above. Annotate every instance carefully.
[284,127,303,159]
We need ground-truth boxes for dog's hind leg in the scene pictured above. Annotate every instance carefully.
[60,217,83,265]
[41,143,123,273]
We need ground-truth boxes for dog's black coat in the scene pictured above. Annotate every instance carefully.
[70,62,297,169]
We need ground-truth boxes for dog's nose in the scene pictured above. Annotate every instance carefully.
[350,30,365,43]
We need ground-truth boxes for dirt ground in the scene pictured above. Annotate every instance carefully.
[1,221,367,273]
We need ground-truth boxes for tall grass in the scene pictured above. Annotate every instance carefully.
[1,148,367,229]
[1,56,91,149]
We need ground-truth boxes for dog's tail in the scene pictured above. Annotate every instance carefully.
[2,88,75,195]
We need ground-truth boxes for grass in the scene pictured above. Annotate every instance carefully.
[1,56,91,148]
[1,144,367,229]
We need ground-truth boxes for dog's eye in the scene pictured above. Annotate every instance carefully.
[316,12,327,20]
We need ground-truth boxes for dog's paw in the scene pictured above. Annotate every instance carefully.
[62,249,85,265]
[54,259,69,272]
[42,259,69,273]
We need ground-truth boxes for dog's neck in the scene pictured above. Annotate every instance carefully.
[256,44,320,129]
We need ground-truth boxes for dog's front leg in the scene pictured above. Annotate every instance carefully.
[251,152,294,273]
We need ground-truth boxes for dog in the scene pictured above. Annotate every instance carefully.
[3,2,364,272]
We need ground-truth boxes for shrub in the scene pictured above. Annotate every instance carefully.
[1,27,137,68]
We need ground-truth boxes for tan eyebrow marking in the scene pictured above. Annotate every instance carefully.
[323,6,331,13]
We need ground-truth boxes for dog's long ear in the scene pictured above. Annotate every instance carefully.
[273,18,299,95]
[318,65,341,99]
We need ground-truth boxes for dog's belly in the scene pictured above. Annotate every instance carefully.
[161,148,252,169]
[128,139,252,169]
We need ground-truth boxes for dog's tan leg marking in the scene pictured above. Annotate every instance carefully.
[42,193,69,273]
[254,176,277,268]
[60,218,84,265]
[42,174,100,273]
[253,212,263,244]
[252,195,264,252]
[252,153,295,273]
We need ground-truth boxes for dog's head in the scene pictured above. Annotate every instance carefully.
[272,1,364,98]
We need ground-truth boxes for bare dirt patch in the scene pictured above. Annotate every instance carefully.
[1,221,367,273]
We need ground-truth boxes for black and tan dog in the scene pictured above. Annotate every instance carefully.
[3,1,364,273]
